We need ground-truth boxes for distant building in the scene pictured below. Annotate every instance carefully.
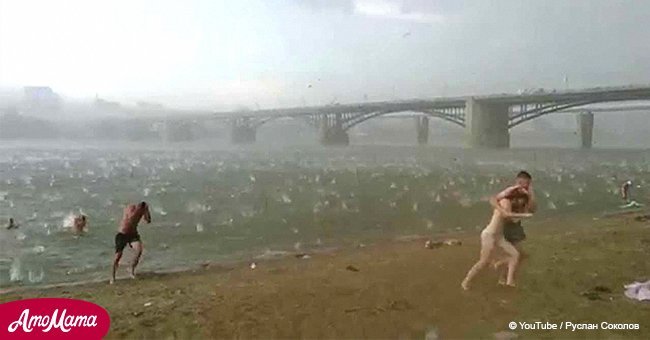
[22,86,62,115]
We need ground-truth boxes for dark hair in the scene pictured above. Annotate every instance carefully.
[140,201,147,208]
[516,171,532,180]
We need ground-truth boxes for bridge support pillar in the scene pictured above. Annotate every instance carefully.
[465,98,510,148]
[576,111,594,149]
[415,116,429,145]
[320,113,349,146]
[231,117,257,144]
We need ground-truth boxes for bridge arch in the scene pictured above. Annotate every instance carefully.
[508,100,597,128]
[340,108,465,132]
[508,97,650,128]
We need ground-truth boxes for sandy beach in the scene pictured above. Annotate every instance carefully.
[2,212,650,339]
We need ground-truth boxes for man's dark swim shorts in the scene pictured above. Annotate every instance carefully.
[115,232,141,253]
[504,220,526,244]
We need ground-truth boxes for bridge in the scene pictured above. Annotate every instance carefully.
[137,85,650,148]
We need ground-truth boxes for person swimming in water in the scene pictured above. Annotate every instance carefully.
[73,215,87,234]
[110,201,151,284]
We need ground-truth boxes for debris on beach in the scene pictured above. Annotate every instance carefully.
[620,201,643,209]
[634,214,650,222]
[346,265,360,272]
[425,240,443,249]
[424,327,439,340]
[581,285,612,300]
[144,302,153,307]
[250,262,257,270]
[295,253,311,259]
[624,280,650,301]
[444,239,462,246]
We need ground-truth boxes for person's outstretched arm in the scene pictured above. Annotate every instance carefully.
[490,185,519,216]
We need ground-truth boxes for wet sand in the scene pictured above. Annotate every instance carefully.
[2,213,650,339]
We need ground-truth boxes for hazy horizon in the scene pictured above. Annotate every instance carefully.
[2,0,650,110]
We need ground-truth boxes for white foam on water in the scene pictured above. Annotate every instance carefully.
[255,249,290,260]
[28,268,44,283]
[62,213,76,229]
[10,258,22,282]
[196,223,204,233]
[153,206,168,216]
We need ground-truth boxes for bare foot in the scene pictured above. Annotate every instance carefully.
[109,278,115,285]
[505,283,517,288]
[129,269,136,279]
[461,281,470,291]
[497,279,507,286]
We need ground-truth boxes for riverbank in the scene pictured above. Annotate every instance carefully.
[2,212,650,339]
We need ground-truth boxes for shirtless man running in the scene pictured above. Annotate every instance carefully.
[492,171,536,284]
[461,186,533,290]
[110,201,151,284]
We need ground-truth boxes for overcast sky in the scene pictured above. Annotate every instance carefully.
[1,0,649,109]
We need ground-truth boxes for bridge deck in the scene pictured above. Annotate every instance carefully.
[130,85,650,122]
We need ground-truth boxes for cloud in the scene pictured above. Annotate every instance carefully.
[353,0,445,23]
[294,0,354,13]
[295,0,447,23]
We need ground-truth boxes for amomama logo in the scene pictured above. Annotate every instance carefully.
[0,298,110,339]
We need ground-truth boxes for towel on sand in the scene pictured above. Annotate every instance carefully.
[624,280,650,301]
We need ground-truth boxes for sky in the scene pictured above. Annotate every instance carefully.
[1,0,649,110]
